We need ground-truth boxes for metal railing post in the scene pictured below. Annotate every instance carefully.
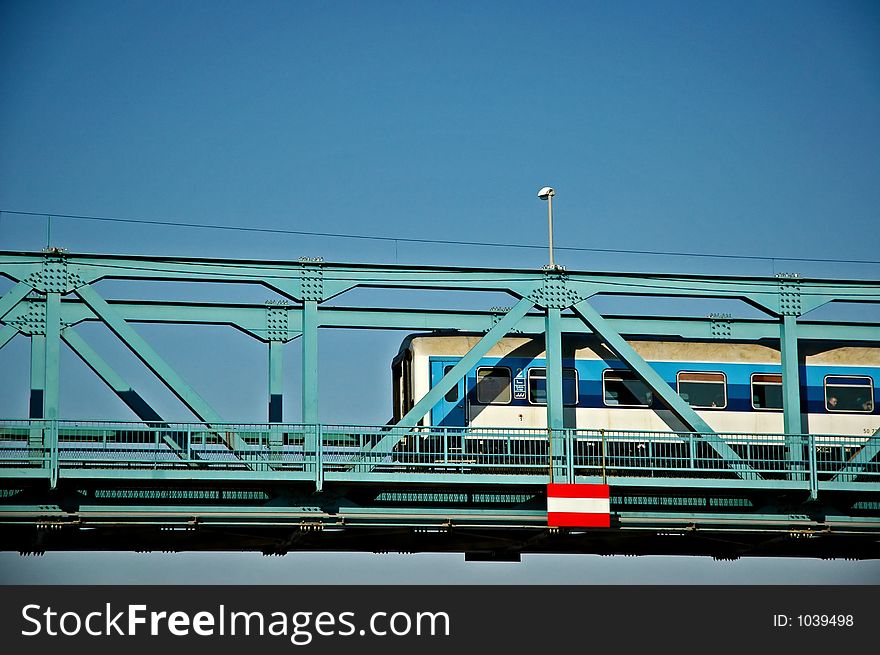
[601,429,607,484]
[49,419,58,489]
[566,429,575,483]
[315,423,324,492]
[808,433,818,500]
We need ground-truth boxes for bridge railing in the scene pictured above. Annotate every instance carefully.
[0,420,877,490]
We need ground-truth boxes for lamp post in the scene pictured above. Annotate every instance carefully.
[537,186,556,269]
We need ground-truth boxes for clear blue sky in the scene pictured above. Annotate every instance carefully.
[1,0,879,583]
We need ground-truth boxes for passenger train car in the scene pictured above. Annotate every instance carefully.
[391,334,880,437]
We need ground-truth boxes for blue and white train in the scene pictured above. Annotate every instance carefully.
[391,334,879,437]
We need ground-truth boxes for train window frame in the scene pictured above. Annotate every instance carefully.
[823,375,874,413]
[443,365,459,403]
[527,367,579,407]
[750,372,783,411]
[676,371,728,410]
[602,369,653,408]
[475,366,513,405]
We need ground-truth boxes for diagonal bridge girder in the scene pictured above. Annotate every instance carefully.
[73,284,255,460]
[61,328,193,459]
[571,299,759,481]
[0,281,33,321]
[0,324,18,350]
[361,298,536,462]
[833,427,880,482]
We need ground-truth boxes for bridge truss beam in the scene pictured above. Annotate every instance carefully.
[0,251,879,556]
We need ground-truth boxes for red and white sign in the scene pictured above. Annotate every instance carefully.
[547,484,611,528]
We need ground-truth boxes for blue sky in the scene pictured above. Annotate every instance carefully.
[1,0,879,583]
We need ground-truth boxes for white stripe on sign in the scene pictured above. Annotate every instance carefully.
[547,497,611,514]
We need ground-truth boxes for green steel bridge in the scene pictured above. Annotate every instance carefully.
[0,250,878,559]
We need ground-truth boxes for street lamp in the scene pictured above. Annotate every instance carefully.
[537,186,557,269]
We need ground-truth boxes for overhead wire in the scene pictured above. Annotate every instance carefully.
[3,208,880,267]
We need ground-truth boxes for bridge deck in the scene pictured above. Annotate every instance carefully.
[2,420,879,558]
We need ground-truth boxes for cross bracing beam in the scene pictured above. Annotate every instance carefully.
[7,298,880,342]
[61,329,194,458]
[3,252,880,314]
[47,300,304,342]
[316,308,880,341]
[571,300,759,480]
[0,281,32,321]
[0,324,18,350]
[62,329,165,423]
[396,298,534,429]
[72,285,253,457]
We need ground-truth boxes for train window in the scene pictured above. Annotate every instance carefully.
[476,367,512,404]
[751,373,783,410]
[527,368,578,406]
[677,372,727,409]
[824,376,874,412]
[603,370,653,407]
[443,365,459,403]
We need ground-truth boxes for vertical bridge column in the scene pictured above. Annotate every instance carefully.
[544,307,565,482]
[44,294,61,486]
[269,340,284,423]
[299,261,324,471]
[266,302,295,459]
[29,334,46,460]
[268,339,284,457]
[529,270,583,484]
[43,292,62,421]
[301,301,319,429]
[299,259,324,482]
[29,335,46,420]
[780,319,803,435]
[23,256,85,479]
[778,278,806,486]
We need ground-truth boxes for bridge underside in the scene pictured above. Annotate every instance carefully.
[3,479,878,560]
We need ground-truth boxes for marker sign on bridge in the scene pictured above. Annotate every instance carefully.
[547,484,611,528]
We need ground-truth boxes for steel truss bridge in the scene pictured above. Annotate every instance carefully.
[0,250,878,559]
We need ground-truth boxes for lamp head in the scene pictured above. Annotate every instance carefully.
[537,186,555,200]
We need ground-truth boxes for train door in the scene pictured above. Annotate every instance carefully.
[430,359,467,426]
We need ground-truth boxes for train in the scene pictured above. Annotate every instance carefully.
[391,333,879,437]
